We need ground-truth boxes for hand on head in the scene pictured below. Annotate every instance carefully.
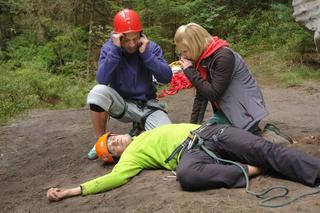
[112,33,123,47]
[139,33,149,53]
[114,32,143,53]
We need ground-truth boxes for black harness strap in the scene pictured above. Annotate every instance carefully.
[164,123,211,163]
[140,103,168,131]
[165,122,320,208]
[164,133,193,163]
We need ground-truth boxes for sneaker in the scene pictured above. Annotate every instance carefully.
[262,123,294,144]
[87,145,98,160]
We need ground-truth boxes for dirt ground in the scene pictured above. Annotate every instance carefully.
[1,79,320,213]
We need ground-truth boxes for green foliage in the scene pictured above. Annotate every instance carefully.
[0,0,319,124]
[2,27,87,75]
[225,4,313,57]
[0,67,39,123]
[5,36,38,64]
[280,66,320,87]
[0,65,94,123]
[182,0,227,33]
[246,49,320,88]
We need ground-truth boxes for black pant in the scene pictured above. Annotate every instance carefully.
[176,125,320,191]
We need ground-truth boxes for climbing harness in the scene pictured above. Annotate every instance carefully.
[165,122,320,208]
[164,124,208,163]
[127,100,168,136]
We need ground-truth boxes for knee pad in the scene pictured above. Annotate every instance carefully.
[87,85,114,112]
[89,104,105,112]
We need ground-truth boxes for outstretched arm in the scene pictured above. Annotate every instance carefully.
[46,160,142,202]
[47,186,81,202]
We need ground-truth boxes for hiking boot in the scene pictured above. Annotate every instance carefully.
[87,145,98,160]
[262,123,293,145]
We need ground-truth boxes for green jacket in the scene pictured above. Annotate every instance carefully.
[81,123,199,195]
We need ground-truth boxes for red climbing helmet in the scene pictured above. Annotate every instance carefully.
[113,9,143,34]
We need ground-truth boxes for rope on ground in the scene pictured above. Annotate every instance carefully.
[200,145,320,208]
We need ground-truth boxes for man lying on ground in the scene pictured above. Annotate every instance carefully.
[47,123,320,201]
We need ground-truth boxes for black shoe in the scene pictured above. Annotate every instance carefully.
[263,123,294,144]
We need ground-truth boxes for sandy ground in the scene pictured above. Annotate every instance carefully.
[1,79,320,213]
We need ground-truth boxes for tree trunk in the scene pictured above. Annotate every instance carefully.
[86,0,95,79]
[82,0,88,24]
[72,0,79,26]
[33,10,48,43]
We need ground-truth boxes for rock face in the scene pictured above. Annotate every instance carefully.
[292,0,320,52]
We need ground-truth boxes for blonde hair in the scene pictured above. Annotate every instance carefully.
[174,23,213,61]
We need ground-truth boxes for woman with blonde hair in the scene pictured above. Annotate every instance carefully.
[174,23,267,135]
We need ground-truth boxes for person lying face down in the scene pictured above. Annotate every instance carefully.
[47,123,320,202]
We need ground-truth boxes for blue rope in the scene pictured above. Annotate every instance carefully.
[197,135,320,208]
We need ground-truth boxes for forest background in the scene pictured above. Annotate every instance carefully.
[1,0,319,124]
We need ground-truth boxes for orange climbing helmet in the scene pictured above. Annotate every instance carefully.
[95,132,114,163]
[113,9,143,34]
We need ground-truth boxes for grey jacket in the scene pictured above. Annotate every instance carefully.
[184,47,268,130]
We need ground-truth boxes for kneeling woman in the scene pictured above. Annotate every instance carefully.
[174,23,268,135]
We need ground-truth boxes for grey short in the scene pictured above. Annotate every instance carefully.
[87,84,172,130]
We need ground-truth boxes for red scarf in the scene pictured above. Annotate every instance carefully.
[195,36,229,80]
[194,36,228,109]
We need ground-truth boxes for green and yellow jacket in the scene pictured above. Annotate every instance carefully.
[81,123,199,195]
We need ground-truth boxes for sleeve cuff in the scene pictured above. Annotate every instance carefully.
[80,184,88,196]
[183,67,195,78]
[80,185,83,196]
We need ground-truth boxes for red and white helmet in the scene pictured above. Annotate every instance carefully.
[113,9,143,34]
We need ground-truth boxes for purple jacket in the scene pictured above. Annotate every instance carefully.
[96,38,172,101]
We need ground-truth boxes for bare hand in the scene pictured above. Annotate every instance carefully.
[180,56,193,69]
[47,188,67,201]
[112,33,123,47]
[47,187,81,202]
[139,34,149,53]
